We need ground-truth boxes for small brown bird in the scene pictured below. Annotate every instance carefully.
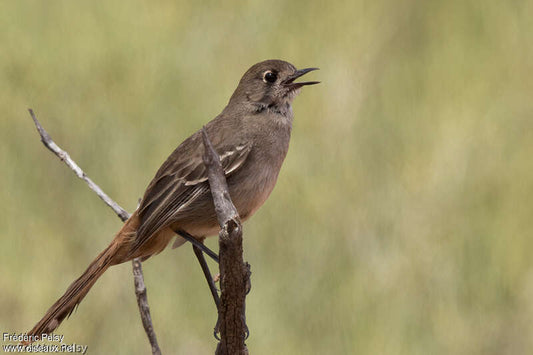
[27,59,318,339]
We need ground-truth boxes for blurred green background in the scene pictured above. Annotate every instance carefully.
[1,0,532,354]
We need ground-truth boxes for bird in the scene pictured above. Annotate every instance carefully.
[26,59,319,339]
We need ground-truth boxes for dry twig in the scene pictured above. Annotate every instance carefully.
[28,109,162,355]
[202,127,250,355]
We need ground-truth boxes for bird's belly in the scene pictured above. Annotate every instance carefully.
[229,164,280,221]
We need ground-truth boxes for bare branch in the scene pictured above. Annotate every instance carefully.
[201,127,239,227]
[28,109,130,222]
[28,109,162,355]
[202,127,250,355]
[133,258,162,355]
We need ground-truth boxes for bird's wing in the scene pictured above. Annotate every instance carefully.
[133,134,252,250]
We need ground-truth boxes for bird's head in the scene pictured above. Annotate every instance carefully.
[229,59,319,108]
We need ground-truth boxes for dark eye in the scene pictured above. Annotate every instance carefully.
[263,71,277,83]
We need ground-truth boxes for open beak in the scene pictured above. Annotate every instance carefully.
[283,67,320,90]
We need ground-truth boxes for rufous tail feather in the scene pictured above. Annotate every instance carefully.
[25,212,140,343]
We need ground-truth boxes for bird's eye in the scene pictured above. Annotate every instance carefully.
[263,71,277,83]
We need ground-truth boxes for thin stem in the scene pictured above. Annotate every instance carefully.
[28,109,162,355]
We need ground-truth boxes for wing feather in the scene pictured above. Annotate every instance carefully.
[132,139,252,251]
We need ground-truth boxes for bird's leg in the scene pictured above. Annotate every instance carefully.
[176,230,219,263]
[192,243,221,310]
[175,230,221,339]
[191,243,222,340]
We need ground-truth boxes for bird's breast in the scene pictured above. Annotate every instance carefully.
[228,124,291,221]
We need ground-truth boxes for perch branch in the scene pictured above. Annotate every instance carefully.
[28,109,162,355]
[201,127,250,355]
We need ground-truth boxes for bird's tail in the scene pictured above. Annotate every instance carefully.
[25,212,140,342]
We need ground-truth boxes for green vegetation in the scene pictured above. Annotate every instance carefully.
[1,1,532,353]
